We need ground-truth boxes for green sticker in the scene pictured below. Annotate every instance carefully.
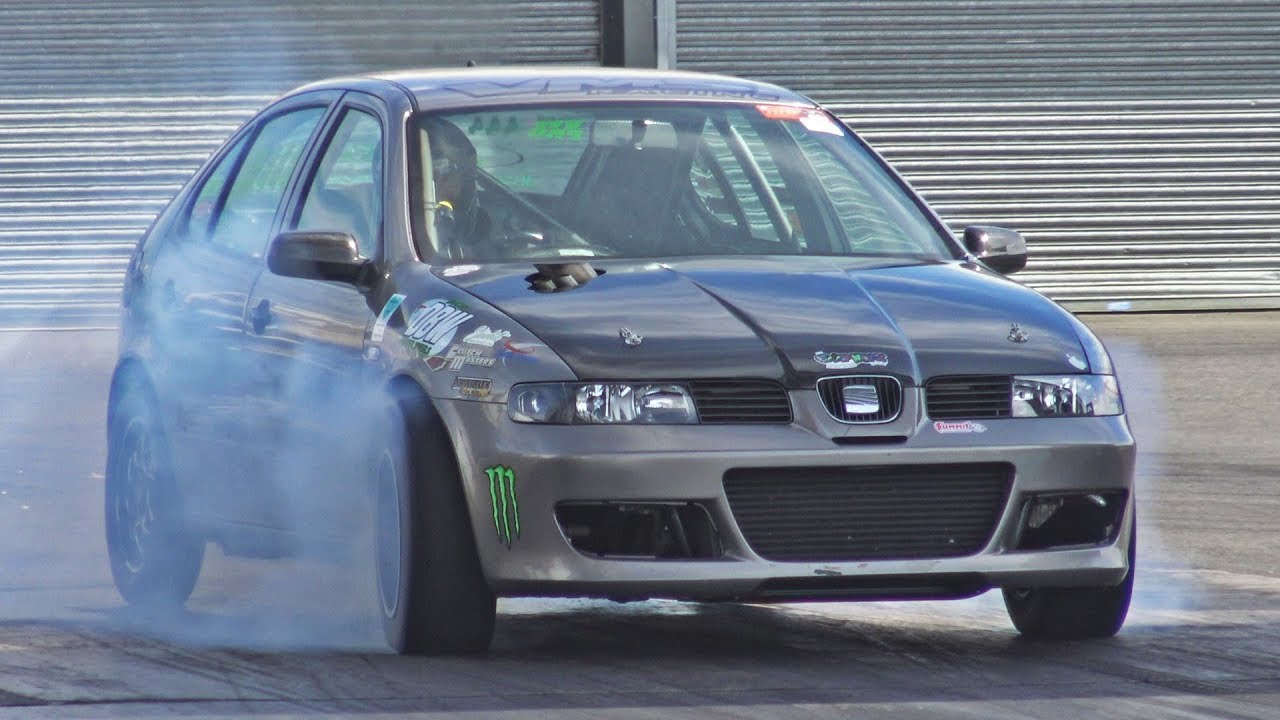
[528,117,585,141]
[485,465,520,548]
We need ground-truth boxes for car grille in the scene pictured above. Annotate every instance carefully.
[925,375,1011,419]
[723,463,1012,561]
[817,375,902,423]
[688,379,792,424]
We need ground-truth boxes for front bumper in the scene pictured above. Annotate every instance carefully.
[436,393,1136,602]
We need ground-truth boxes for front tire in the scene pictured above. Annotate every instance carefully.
[374,397,496,654]
[105,391,204,609]
[1003,518,1136,640]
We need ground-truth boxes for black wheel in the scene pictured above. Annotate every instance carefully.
[105,391,204,609]
[374,397,496,655]
[1003,518,1136,640]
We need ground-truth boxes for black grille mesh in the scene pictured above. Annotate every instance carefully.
[724,463,1012,561]
[817,375,902,423]
[926,375,1012,419]
[688,380,792,424]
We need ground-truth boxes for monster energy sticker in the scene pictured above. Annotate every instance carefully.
[371,293,406,342]
[403,298,472,358]
[485,465,520,548]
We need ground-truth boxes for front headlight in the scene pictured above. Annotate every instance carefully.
[509,382,699,424]
[1012,375,1123,417]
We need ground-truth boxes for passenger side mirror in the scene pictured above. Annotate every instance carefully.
[963,225,1028,275]
[267,231,373,288]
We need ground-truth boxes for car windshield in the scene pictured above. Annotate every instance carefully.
[411,102,957,263]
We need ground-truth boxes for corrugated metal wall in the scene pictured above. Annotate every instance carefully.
[0,0,600,329]
[674,0,1280,311]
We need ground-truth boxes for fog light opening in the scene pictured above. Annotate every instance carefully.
[555,502,723,559]
[1016,491,1127,551]
[1027,497,1064,529]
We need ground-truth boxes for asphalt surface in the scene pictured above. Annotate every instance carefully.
[0,313,1277,719]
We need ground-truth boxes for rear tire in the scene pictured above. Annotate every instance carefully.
[374,397,496,655]
[105,391,204,609]
[1003,518,1136,640]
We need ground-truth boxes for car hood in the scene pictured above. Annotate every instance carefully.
[442,257,1091,384]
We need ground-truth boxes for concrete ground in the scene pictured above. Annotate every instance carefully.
[0,313,1276,719]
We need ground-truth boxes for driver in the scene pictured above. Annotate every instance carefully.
[424,117,490,256]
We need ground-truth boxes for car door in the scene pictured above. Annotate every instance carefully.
[240,95,388,537]
[160,97,333,529]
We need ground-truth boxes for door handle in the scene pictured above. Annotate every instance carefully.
[251,298,272,334]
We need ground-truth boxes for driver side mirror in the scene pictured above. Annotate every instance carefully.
[267,231,373,288]
[963,225,1028,275]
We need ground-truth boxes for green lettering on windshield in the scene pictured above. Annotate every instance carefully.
[529,117,585,141]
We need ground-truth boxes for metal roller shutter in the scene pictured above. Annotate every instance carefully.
[0,1,600,329]
[674,0,1280,311]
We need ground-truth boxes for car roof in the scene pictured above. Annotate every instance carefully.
[294,66,814,112]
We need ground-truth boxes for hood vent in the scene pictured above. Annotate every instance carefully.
[527,262,601,292]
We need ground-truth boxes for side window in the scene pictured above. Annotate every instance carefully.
[209,107,326,257]
[294,108,384,258]
[186,134,249,242]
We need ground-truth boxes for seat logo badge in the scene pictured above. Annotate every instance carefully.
[814,351,888,370]
[485,465,520,548]
[1008,323,1030,343]
[619,327,643,347]
[842,384,880,415]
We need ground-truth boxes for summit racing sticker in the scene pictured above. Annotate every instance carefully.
[933,420,987,434]
[814,351,889,370]
[403,299,472,358]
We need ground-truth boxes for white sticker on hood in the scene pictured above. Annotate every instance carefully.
[404,298,473,357]
[1068,354,1088,370]
[933,420,987,434]
[463,325,512,347]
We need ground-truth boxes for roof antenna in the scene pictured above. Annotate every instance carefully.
[465,60,477,68]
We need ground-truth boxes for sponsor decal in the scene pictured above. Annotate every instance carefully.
[451,376,493,399]
[1007,323,1030,344]
[485,465,520,548]
[441,264,480,277]
[528,117,586,141]
[498,339,539,366]
[800,111,844,136]
[619,327,643,347]
[427,344,498,372]
[814,350,889,370]
[404,299,472,358]
[462,325,512,347]
[1068,354,1088,370]
[756,105,844,136]
[933,420,988,434]
[370,294,406,342]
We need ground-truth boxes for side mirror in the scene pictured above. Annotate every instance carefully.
[963,225,1027,275]
[267,231,372,288]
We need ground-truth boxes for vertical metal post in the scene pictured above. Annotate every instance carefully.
[600,0,659,68]
[655,0,676,69]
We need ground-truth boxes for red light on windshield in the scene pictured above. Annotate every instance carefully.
[755,104,808,120]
